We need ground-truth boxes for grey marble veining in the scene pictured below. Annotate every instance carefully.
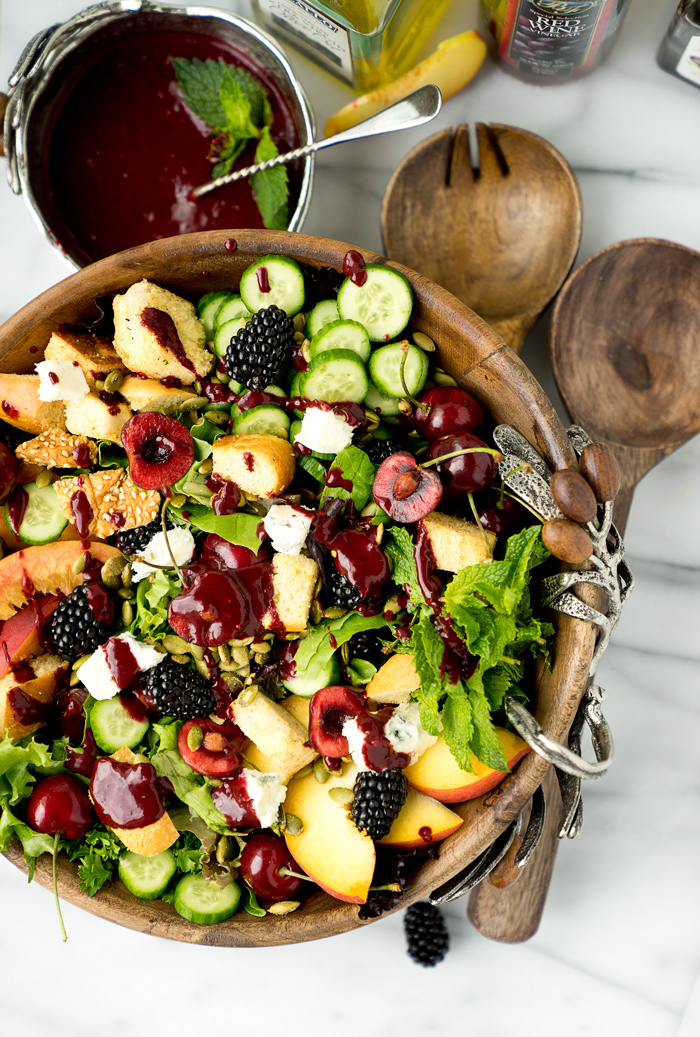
[1,1,700,1035]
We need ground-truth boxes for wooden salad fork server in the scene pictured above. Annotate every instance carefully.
[468,238,700,942]
[381,123,582,352]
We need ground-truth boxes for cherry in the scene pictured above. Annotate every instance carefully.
[372,451,443,523]
[308,686,368,757]
[240,832,307,901]
[0,443,18,502]
[121,412,194,489]
[178,717,244,777]
[56,686,89,744]
[426,431,497,500]
[411,386,485,441]
[199,532,271,570]
[26,774,95,840]
[475,489,528,535]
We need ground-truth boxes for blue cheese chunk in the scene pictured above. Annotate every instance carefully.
[241,769,287,827]
[131,527,196,583]
[35,359,89,402]
[77,632,163,700]
[263,504,313,555]
[295,406,354,455]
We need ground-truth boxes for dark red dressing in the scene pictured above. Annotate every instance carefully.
[9,687,52,727]
[418,826,433,843]
[104,637,141,689]
[6,486,29,535]
[71,443,92,467]
[140,307,195,373]
[48,371,59,385]
[69,490,93,537]
[90,757,166,828]
[256,266,271,293]
[98,390,122,416]
[343,249,368,287]
[83,581,114,625]
[243,451,255,472]
[225,238,237,252]
[211,480,241,515]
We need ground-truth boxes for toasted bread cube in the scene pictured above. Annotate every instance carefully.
[109,746,179,855]
[366,653,419,705]
[212,434,296,499]
[113,280,212,385]
[421,511,496,572]
[0,374,66,435]
[64,392,132,444]
[281,694,311,731]
[16,429,97,469]
[263,553,319,633]
[1,654,69,739]
[119,375,201,413]
[44,329,125,390]
[232,688,317,782]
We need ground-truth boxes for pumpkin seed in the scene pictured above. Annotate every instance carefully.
[104,369,124,393]
[328,787,354,807]
[71,554,86,575]
[313,758,329,784]
[35,469,52,489]
[283,813,304,836]
[172,654,191,665]
[413,331,436,352]
[101,555,128,589]
[267,901,299,916]
[161,634,189,655]
[117,587,135,600]
[199,458,213,476]
[187,725,204,751]
[121,601,134,626]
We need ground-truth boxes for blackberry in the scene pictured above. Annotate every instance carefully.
[224,305,294,391]
[351,768,408,841]
[349,630,386,669]
[144,658,216,719]
[365,438,403,466]
[326,566,363,610]
[49,584,114,661]
[404,902,449,966]
[115,516,171,555]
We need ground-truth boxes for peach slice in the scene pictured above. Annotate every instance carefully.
[0,596,62,679]
[403,729,530,803]
[1,654,69,740]
[377,786,462,850]
[284,762,375,904]
[324,31,487,137]
[0,540,121,621]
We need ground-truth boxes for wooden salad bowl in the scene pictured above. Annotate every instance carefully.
[0,230,596,946]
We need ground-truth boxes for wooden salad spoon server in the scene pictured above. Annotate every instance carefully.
[381,123,582,352]
[468,238,700,942]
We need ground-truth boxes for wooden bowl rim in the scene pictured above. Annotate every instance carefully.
[0,230,594,947]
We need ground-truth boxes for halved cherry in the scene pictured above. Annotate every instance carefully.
[308,686,368,757]
[178,717,245,777]
[121,412,194,490]
[372,451,443,523]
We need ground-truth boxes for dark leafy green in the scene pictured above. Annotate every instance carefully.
[320,444,376,511]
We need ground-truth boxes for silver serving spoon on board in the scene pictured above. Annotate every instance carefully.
[191,84,442,200]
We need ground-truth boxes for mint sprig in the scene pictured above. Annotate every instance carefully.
[172,57,289,230]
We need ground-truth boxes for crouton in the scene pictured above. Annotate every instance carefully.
[365,653,419,705]
[0,374,66,435]
[232,688,317,782]
[64,392,132,444]
[109,746,178,856]
[212,434,296,499]
[264,553,319,633]
[119,375,201,414]
[44,329,125,389]
[1,654,69,740]
[421,511,496,572]
[16,429,97,469]
[53,469,160,539]
[112,280,212,385]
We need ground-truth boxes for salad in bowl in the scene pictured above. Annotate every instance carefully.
[0,232,590,945]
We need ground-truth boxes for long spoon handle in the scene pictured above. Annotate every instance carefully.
[191,85,442,199]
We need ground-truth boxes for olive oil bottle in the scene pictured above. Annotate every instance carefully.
[657,1,700,91]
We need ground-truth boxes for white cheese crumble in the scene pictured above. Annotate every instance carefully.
[263,504,313,555]
[35,359,89,402]
[342,716,370,772]
[295,406,354,455]
[384,702,438,763]
[131,526,196,583]
[77,632,163,700]
[241,769,287,827]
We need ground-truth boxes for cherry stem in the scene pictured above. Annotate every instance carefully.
[369,881,402,893]
[467,491,493,558]
[52,832,68,943]
[160,498,184,585]
[399,341,428,414]
[277,866,314,883]
[422,446,503,468]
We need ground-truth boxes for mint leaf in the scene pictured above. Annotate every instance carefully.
[251,128,289,231]
[173,58,229,130]
[444,525,550,618]
[220,68,262,142]
[383,526,423,609]
[320,445,376,511]
[185,507,263,555]
[441,690,474,772]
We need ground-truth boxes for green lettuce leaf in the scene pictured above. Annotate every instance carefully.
[150,750,232,836]
[185,507,263,554]
[293,612,392,682]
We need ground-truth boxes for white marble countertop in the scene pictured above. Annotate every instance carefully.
[1,1,699,1034]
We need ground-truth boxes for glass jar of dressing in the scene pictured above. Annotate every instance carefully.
[657,1,700,91]
[251,0,452,92]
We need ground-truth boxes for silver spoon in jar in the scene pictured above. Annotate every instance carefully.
[190,84,442,200]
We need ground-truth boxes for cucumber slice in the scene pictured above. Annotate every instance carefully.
[213,317,247,359]
[306,298,339,339]
[174,874,240,924]
[301,349,369,404]
[232,404,290,437]
[7,482,68,546]
[290,419,335,460]
[368,342,429,398]
[281,655,341,698]
[90,695,150,753]
[215,295,252,330]
[310,319,370,364]
[197,291,231,340]
[240,255,305,316]
[337,266,413,342]
[363,380,402,417]
[118,849,176,900]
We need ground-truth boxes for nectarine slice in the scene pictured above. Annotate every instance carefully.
[1,654,69,739]
[0,596,61,678]
[0,540,120,621]
[284,762,375,904]
[378,787,462,850]
[403,729,530,803]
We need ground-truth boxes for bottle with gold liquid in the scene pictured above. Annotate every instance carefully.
[251,0,452,92]
[480,0,631,83]
[657,1,700,91]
